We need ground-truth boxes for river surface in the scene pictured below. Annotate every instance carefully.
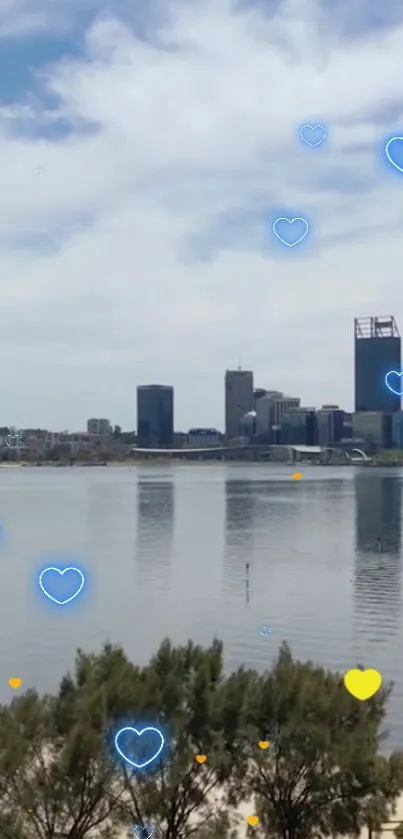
[0,464,402,747]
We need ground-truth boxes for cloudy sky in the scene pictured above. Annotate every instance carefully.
[1,0,403,431]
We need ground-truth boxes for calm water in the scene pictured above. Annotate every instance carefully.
[0,464,402,746]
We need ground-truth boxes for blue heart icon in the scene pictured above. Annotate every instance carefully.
[385,136,403,173]
[272,217,309,247]
[132,825,154,839]
[299,123,327,147]
[39,566,85,605]
[114,726,164,769]
[385,370,403,396]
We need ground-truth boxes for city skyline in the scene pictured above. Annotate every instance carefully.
[3,330,402,434]
[1,0,403,429]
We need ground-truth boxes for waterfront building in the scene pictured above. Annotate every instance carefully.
[354,316,401,413]
[187,428,221,447]
[255,391,301,438]
[316,405,344,446]
[269,392,301,427]
[342,412,353,439]
[87,418,111,436]
[137,384,174,448]
[239,410,257,439]
[173,432,187,448]
[352,411,392,450]
[225,368,254,440]
[255,395,272,437]
[280,407,317,446]
[392,411,403,449]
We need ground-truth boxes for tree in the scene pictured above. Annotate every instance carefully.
[0,641,243,838]
[192,811,240,838]
[57,639,244,838]
[1,641,403,839]
[0,687,123,839]
[226,643,403,839]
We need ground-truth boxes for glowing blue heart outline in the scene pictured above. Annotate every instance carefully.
[299,123,327,147]
[114,726,164,769]
[385,137,403,173]
[385,370,403,396]
[39,566,85,605]
[132,824,154,839]
[272,217,309,247]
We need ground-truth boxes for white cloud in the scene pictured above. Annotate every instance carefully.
[0,0,403,429]
[0,0,99,37]
[0,104,36,119]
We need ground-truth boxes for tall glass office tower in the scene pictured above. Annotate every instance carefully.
[354,316,401,413]
[137,384,174,447]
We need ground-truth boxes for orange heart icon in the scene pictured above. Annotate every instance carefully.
[258,740,269,749]
[196,754,207,764]
[8,678,22,689]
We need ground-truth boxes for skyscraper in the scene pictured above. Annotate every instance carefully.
[316,406,344,446]
[354,316,401,413]
[137,384,174,448]
[254,391,301,439]
[225,368,254,440]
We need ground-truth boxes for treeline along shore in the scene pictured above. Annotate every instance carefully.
[2,640,403,839]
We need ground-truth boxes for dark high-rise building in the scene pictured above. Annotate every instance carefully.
[280,407,317,446]
[354,316,401,413]
[225,368,254,440]
[316,405,344,446]
[137,384,174,448]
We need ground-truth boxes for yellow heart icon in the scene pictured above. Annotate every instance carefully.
[246,816,259,827]
[196,754,207,764]
[258,740,269,749]
[344,668,382,701]
[8,678,22,689]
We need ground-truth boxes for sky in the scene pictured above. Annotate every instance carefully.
[1,0,403,431]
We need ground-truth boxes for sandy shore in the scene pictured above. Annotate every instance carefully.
[107,790,403,839]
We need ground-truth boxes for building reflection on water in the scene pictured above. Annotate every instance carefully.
[353,474,402,641]
[135,478,174,589]
[223,480,257,597]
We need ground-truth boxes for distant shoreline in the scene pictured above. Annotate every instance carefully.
[1,459,402,469]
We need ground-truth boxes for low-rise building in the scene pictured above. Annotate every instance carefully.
[186,428,221,447]
[392,411,403,449]
[352,412,392,450]
[87,418,112,436]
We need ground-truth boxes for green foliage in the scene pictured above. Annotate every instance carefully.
[0,640,402,839]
